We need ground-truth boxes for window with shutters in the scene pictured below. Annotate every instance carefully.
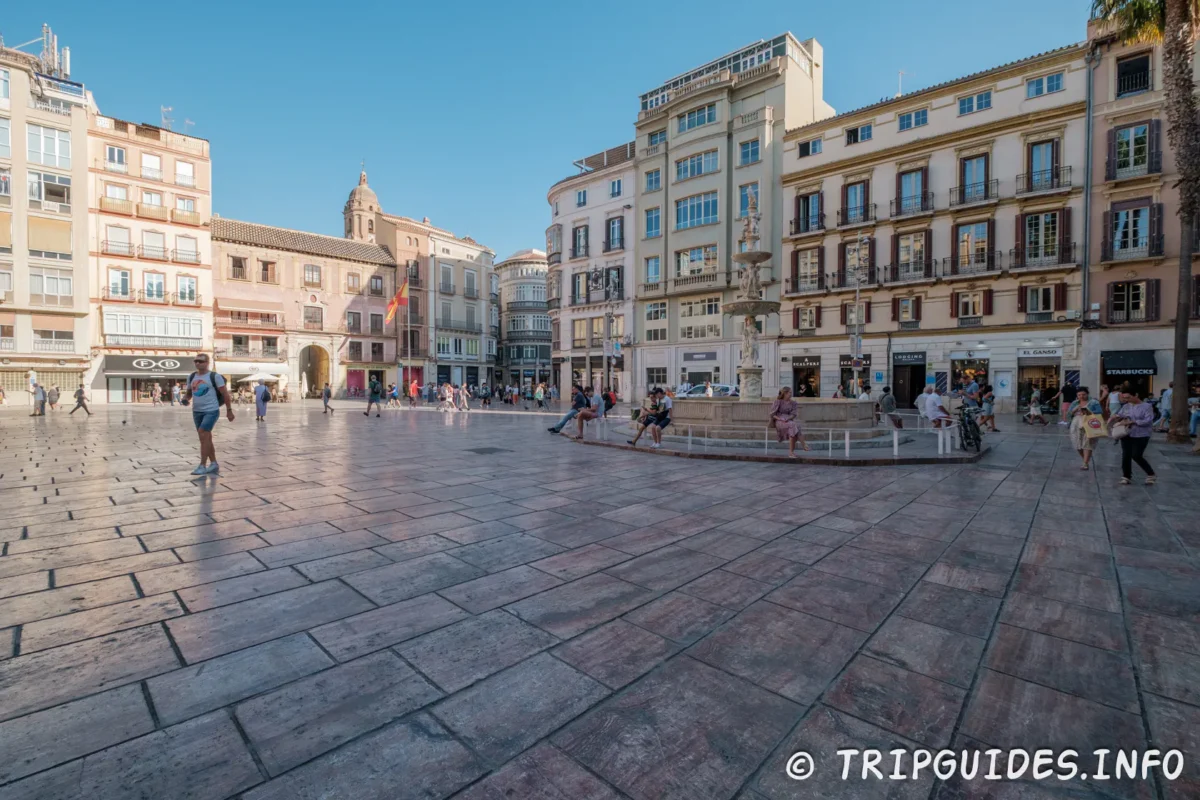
[797,306,819,329]
[1026,140,1058,191]
[845,302,868,326]
[1026,286,1053,312]
[959,155,989,203]
[845,239,869,272]
[955,222,991,270]
[843,181,868,224]
[1112,204,1150,259]
[1109,280,1155,323]
[896,170,926,215]
[897,298,917,322]
[1116,54,1152,98]
[794,192,822,233]
[794,249,821,291]
[1024,212,1060,265]
[571,225,589,257]
[896,232,927,279]
[348,341,363,361]
[1114,124,1149,178]
[604,217,624,251]
[958,291,983,318]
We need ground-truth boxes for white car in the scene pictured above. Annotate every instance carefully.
[682,384,738,398]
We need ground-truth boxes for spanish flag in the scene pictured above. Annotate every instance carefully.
[385,279,410,324]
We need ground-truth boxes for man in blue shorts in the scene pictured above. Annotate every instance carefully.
[183,353,234,475]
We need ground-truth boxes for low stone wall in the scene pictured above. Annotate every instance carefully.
[670,397,877,440]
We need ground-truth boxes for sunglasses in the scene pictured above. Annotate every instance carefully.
[193,359,208,363]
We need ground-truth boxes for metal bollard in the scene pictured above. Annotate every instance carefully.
[687,426,693,452]
[827,429,833,458]
[893,428,899,458]
[844,430,850,458]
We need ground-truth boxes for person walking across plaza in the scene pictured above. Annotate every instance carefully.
[253,377,270,422]
[1110,385,1156,485]
[1153,382,1174,432]
[770,387,810,458]
[171,382,181,406]
[322,382,335,414]
[409,378,419,408]
[47,385,61,412]
[151,383,162,407]
[30,382,47,416]
[1024,387,1049,426]
[458,384,471,412]
[69,384,91,416]
[183,353,234,475]
[1051,382,1077,426]
[1068,387,1104,470]
[535,383,546,411]
[979,385,999,432]
[548,384,586,434]
[365,376,383,417]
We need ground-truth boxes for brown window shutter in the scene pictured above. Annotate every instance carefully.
[817,246,826,289]
[1102,211,1112,260]
[920,166,929,197]
[865,301,872,324]
[983,289,994,315]
[1052,139,1061,173]
[1146,278,1161,321]
[986,219,996,266]
[1054,282,1067,311]
[1059,206,1072,262]
[1015,213,1025,265]
[890,234,899,277]
[891,297,899,321]
[914,296,922,320]
[923,228,934,275]
[1150,119,1162,167]
[837,242,846,286]
[792,307,800,329]
[1107,282,1116,322]
[815,305,823,327]
[1018,285,1027,313]
[950,227,959,274]
[950,292,958,318]
[1025,141,1034,186]
[794,195,801,226]
[840,303,848,325]
[1150,203,1164,255]
[895,171,903,206]
[817,190,824,219]
[840,184,848,215]
[1105,129,1117,180]
[790,249,799,282]
[863,181,871,211]
[868,237,877,283]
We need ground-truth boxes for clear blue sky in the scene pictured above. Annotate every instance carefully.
[6,1,1088,259]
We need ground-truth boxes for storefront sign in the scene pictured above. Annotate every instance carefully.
[790,355,821,368]
[1102,350,1157,376]
[892,351,927,365]
[1017,347,1063,359]
[949,350,989,361]
[683,351,717,362]
[839,354,872,368]
[102,356,191,377]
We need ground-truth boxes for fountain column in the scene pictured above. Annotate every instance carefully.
[724,194,778,403]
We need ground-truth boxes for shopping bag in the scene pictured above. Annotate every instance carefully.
[1109,418,1132,439]
[1082,413,1108,439]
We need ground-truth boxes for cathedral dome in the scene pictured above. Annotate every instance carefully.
[347,170,378,210]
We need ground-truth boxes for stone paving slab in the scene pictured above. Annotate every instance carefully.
[0,404,1198,799]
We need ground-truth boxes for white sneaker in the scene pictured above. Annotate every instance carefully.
[190,464,208,475]
[1057,421,1068,425]
[206,462,220,475]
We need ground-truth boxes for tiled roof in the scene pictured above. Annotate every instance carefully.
[785,41,1088,137]
[549,142,637,191]
[211,218,396,266]
[497,248,547,264]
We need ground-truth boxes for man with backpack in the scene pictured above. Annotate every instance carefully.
[322,382,335,414]
[365,377,383,417]
[182,353,234,475]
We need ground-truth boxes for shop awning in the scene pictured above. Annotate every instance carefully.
[102,355,193,378]
[215,299,285,313]
[1102,350,1158,376]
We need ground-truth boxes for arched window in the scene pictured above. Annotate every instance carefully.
[368,219,374,234]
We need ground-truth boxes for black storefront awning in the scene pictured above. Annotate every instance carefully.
[103,355,193,378]
[1102,350,1158,376]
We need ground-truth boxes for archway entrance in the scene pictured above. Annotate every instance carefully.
[299,345,330,397]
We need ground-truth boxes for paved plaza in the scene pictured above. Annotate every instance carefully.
[0,402,1198,800]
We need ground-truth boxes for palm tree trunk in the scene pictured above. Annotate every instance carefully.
[1162,0,1199,444]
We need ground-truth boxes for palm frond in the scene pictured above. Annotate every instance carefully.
[1091,0,1167,43]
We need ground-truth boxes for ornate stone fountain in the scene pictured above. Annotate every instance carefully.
[724,193,779,402]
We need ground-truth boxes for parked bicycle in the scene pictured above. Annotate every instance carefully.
[958,405,983,453]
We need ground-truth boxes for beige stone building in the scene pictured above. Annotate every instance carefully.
[85,114,211,402]
[210,215,398,397]
[344,172,496,387]
[1080,19,1200,396]
[632,33,835,397]
[0,40,92,400]
[779,42,1089,412]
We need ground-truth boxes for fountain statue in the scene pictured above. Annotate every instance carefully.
[724,191,779,402]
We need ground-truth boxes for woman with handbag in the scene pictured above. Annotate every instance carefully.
[1067,387,1104,470]
[1110,385,1156,485]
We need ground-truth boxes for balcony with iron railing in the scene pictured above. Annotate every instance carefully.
[137,203,169,221]
[99,197,133,215]
[547,251,562,266]
[890,193,934,218]
[570,288,625,305]
[141,167,164,182]
[103,160,128,174]
[102,239,135,257]
[1016,166,1071,195]
[214,346,287,362]
[214,314,283,329]
[603,237,625,253]
[547,297,561,311]
[175,173,196,188]
[572,337,587,348]
[172,249,201,264]
[172,209,201,226]
[139,288,169,304]
[407,274,425,289]
[949,180,999,207]
[899,320,921,331]
[439,282,456,295]
[1116,64,1152,97]
[400,345,430,358]
[789,213,825,236]
[784,275,824,295]
[464,286,480,299]
[438,319,483,333]
[957,316,983,328]
[880,261,934,283]
[1109,307,1147,324]
[1025,311,1055,323]
[1102,235,1163,262]
[171,292,202,307]
[29,99,72,116]
[508,299,549,310]
[570,245,589,260]
[837,204,876,227]
[102,286,134,302]
[828,267,877,289]
[1010,242,1076,270]
[944,250,1001,276]
[505,330,550,341]
[490,324,500,337]
[1106,150,1163,181]
[0,338,15,351]
[32,338,76,353]
[138,244,169,261]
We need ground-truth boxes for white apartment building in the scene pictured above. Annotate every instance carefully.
[495,248,551,388]
[428,231,496,387]
[0,37,93,400]
[86,115,212,402]
[631,33,835,397]
[546,143,635,394]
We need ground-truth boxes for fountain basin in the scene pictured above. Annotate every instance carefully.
[671,397,877,440]
[722,300,781,317]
